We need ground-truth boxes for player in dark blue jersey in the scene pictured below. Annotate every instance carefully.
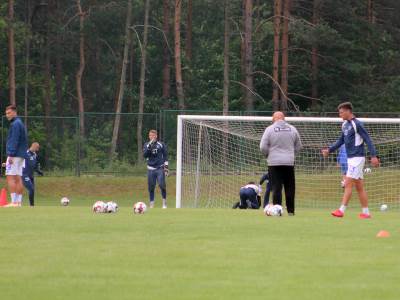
[143,129,168,208]
[322,102,379,219]
[232,182,262,209]
[22,142,43,206]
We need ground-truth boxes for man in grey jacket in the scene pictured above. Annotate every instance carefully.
[260,111,302,215]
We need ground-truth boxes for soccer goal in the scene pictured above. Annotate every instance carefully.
[176,115,400,209]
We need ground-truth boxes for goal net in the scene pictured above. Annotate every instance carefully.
[176,115,400,210]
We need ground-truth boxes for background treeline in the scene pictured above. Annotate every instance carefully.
[1,0,400,172]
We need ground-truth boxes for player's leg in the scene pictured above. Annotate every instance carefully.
[156,168,167,208]
[239,189,249,209]
[331,177,353,217]
[248,191,260,209]
[23,177,35,206]
[283,166,296,215]
[268,166,283,206]
[5,157,23,206]
[147,169,157,208]
[354,179,371,218]
[263,182,271,208]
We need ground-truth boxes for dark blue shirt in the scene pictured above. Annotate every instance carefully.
[329,118,377,158]
[22,150,43,178]
[6,117,28,158]
[143,141,168,169]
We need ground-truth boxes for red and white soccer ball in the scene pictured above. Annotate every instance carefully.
[60,197,70,206]
[264,204,283,216]
[133,202,147,214]
[92,201,107,213]
[106,201,119,213]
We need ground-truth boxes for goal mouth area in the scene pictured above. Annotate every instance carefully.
[176,115,400,209]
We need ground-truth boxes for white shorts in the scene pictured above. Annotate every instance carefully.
[5,157,25,176]
[346,157,365,180]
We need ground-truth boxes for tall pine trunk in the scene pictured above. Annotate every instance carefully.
[137,0,150,163]
[244,0,254,111]
[185,0,193,95]
[272,0,282,111]
[110,0,133,160]
[280,0,290,111]
[162,0,171,105]
[311,0,320,109]
[174,0,185,109]
[76,0,85,137]
[8,0,16,106]
[222,0,230,116]
[24,0,32,120]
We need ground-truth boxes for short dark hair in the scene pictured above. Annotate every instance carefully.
[5,105,17,111]
[337,102,353,111]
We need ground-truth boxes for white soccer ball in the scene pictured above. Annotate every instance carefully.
[92,201,107,213]
[106,201,119,213]
[133,202,147,214]
[60,197,70,206]
[364,168,372,174]
[380,204,388,212]
[264,204,283,216]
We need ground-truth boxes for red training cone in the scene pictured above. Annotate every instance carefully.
[0,188,9,206]
[376,230,390,238]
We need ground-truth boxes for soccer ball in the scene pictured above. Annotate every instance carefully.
[380,204,388,212]
[106,201,119,213]
[60,197,70,206]
[133,202,147,214]
[364,168,372,174]
[92,201,107,213]
[264,204,283,216]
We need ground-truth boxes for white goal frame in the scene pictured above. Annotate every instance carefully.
[176,115,400,208]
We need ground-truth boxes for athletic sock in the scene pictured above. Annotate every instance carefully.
[17,194,22,203]
[11,193,16,203]
[362,207,370,215]
[339,205,347,213]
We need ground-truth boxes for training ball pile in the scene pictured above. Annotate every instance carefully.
[264,204,283,216]
[133,202,147,214]
[60,197,70,206]
[92,201,118,213]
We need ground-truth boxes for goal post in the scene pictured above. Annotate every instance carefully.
[176,115,400,209]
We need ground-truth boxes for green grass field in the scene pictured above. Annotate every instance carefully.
[0,177,399,300]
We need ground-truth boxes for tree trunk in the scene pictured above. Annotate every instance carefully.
[76,0,85,137]
[311,0,320,110]
[280,0,290,112]
[174,0,185,109]
[222,0,230,116]
[367,0,375,24]
[244,0,254,111]
[110,0,133,160]
[185,0,193,95]
[24,0,32,121]
[162,0,171,106]
[127,39,135,113]
[272,0,282,111]
[8,0,16,106]
[137,0,150,163]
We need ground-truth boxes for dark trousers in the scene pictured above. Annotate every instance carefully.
[268,166,296,214]
[239,188,260,209]
[22,176,35,206]
[263,181,272,208]
[147,168,166,202]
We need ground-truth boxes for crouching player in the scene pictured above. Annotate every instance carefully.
[232,182,261,209]
[143,129,168,209]
[22,142,44,206]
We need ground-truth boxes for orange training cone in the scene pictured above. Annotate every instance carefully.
[0,188,9,206]
[376,230,390,238]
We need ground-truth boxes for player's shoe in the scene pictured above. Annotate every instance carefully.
[359,213,371,219]
[149,201,154,208]
[4,202,20,208]
[232,201,240,209]
[162,204,167,209]
[331,209,344,218]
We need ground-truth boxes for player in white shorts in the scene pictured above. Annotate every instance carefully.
[322,102,379,219]
[4,105,28,207]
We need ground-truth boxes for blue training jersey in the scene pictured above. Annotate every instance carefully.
[329,118,377,158]
[143,140,168,169]
[22,150,43,178]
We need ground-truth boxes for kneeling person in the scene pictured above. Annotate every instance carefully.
[233,182,261,209]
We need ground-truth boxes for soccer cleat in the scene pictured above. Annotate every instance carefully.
[4,202,20,208]
[331,209,344,218]
[162,204,167,209]
[359,213,371,219]
[149,201,154,208]
[232,201,240,209]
